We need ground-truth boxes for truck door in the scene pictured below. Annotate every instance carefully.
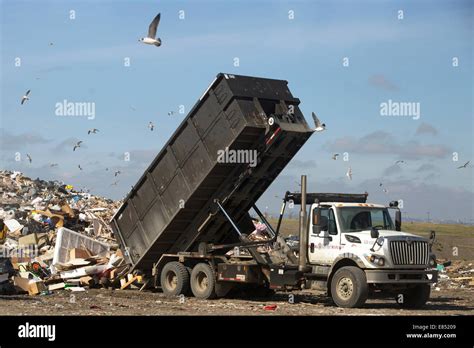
[308,205,340,265]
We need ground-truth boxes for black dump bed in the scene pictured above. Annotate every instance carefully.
[110,73,313,271]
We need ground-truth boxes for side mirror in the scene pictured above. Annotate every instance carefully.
[395,210,401,231]
[370,227,379,239]
[429,230,436,246]
[312,208,322,235]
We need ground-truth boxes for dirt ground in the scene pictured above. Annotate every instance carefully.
[0,287,472,316]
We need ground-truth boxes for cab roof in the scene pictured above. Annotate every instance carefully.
[284,192,368,204]
[320,202,386,209]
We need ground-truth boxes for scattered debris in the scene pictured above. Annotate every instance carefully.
[432,260,474,290]
[0,170,141,296]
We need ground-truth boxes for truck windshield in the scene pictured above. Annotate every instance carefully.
[337,207,394,232]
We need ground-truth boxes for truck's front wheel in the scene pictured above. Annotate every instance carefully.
[160,261,190,297]
[330,266,368,308]
[397,284,430,309]
[190,263,217,299]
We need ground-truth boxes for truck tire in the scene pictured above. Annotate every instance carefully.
[397,284,430,309]
[330,266,368,308]
[190,263,217,299]
[160,261,190,297]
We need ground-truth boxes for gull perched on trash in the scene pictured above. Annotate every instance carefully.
[346,167,352,180]
[312,112,326,132]
[21,90,31,105]
[457,161,470,169]
[332,153,339,160]
[148,121,155,131]
[26,154,32,163]
[139,13,162,47]
[73,141,83,151]
[88,128,99,134]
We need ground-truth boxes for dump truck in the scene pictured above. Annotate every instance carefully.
[111,73,437,307]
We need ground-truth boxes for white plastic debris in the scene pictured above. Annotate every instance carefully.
[4,219,24,233]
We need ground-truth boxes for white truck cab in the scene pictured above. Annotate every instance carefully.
[279,190,438,308]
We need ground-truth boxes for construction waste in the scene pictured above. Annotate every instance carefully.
[433,260,474,291]
[0,170,145,296]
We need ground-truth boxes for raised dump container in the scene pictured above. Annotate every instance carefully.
[110,73,313,272]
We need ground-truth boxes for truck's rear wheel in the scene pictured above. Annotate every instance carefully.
[397,284,430,309]
[190,263,217,299]
[330,266,368,308]
[160,261,189,297]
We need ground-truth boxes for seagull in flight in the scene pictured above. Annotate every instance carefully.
[110,181,119,187]
[88,128,99,134]
[168,111,175,116]
[114,170,121,177]
[312,112,326,132]
[139,13,162,47]
[26,154,32,163]
[332,153,339,160]
[148,122,155,131]
[346,167,352,180]
[50,163,58,167]
[73,141,83,151]
[78,164,83,170]
[21,90,31,105]
[457,161,470,169]
[395,160,405,165]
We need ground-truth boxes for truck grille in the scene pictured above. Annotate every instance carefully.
[389,240,429,266]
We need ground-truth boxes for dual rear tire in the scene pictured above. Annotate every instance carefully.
[160,262,220,299]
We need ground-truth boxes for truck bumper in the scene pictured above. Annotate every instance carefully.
[365,269,438,284]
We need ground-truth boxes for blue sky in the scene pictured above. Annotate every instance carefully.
[1,0,472,221]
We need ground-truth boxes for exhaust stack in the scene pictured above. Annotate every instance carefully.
[298,175,308,272]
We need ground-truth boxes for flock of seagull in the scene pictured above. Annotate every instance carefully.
[17,12,170,187]
[16,11,471,194]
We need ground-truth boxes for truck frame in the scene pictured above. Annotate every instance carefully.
[111,73,437,308]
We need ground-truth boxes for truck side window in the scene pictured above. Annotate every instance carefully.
[319,207,338,235]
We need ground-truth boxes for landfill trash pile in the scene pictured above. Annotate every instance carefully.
[433,260,474,291]
[0,170,144,295]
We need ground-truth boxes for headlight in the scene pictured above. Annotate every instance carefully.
[367,255,385,266]
[429,256,436,267]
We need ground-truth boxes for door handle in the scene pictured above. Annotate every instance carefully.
[317,234,332,241]
[310,243,314,253]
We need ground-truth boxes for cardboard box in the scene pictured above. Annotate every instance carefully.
[18,232,48,247]
[69,248,91,260]
[18,233,38,246]
[13,276,46,295]
[79,276,94,287]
